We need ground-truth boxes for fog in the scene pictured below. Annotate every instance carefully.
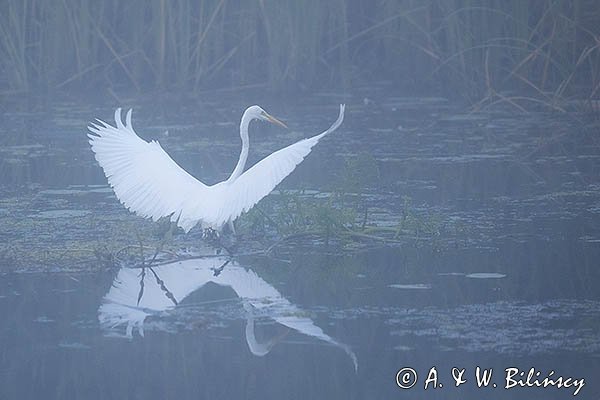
[1,2,599,399]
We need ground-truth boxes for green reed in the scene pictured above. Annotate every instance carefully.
[0,0,598,106]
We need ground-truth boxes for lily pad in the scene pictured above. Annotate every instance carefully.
[388,283,432,290]
[465,273,506,279]
[36,210,91,219]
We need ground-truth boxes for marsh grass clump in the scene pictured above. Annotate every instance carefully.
[240,189,357,239]
[239,188,448,251]
[239,152,381,239]
[238,153,452,251]
[1,1,599,109]
[395,195,442,239]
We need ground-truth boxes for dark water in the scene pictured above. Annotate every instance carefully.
[1,89,599,399]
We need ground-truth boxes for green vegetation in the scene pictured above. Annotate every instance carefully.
[241,190,448,250]
[239,153,450,253]
[1,1,599,108]
[0,153,457,271]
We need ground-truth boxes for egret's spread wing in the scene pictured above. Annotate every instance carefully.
[88,109,209,232]
[220,105,345,223]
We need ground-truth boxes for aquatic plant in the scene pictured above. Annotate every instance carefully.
[237,153,449,253]
[94,152,453,267]
[0,0,598,107]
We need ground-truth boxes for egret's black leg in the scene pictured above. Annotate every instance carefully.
[228,220,237,236]
[210,259,230,277]
[148,218,178,265]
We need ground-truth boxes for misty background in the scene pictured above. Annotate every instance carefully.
[1,0,599,105]
[1,2,600,399]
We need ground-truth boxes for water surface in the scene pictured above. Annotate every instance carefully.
[1,89,599,399]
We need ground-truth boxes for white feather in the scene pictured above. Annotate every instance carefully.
[88,105,345,232]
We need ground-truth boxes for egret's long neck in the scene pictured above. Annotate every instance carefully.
[226,110,252,182]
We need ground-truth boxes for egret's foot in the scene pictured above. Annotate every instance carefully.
[210,259,230,277]
[202,227,220,241]
[201,227,237,256]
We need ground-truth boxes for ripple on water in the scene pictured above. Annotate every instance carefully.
[385,299,600,355]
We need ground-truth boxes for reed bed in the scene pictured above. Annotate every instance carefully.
[0,0,598,106]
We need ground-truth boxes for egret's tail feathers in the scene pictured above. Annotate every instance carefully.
[87,108,210,233]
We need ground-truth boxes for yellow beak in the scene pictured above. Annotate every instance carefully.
[264,113,288,129]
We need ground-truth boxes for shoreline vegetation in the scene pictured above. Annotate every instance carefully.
[1,1,599,271]
[1,1,599,110]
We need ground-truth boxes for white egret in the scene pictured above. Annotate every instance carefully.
[98,252,357,370]
[88,104,345,233]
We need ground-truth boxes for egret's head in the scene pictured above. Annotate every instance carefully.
[247,105,288,129]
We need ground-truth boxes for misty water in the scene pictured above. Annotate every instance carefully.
[1,88,599,399]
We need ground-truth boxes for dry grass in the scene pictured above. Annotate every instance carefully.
[0,0,598,107]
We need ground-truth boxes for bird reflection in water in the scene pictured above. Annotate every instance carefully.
[98,246,357,371]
